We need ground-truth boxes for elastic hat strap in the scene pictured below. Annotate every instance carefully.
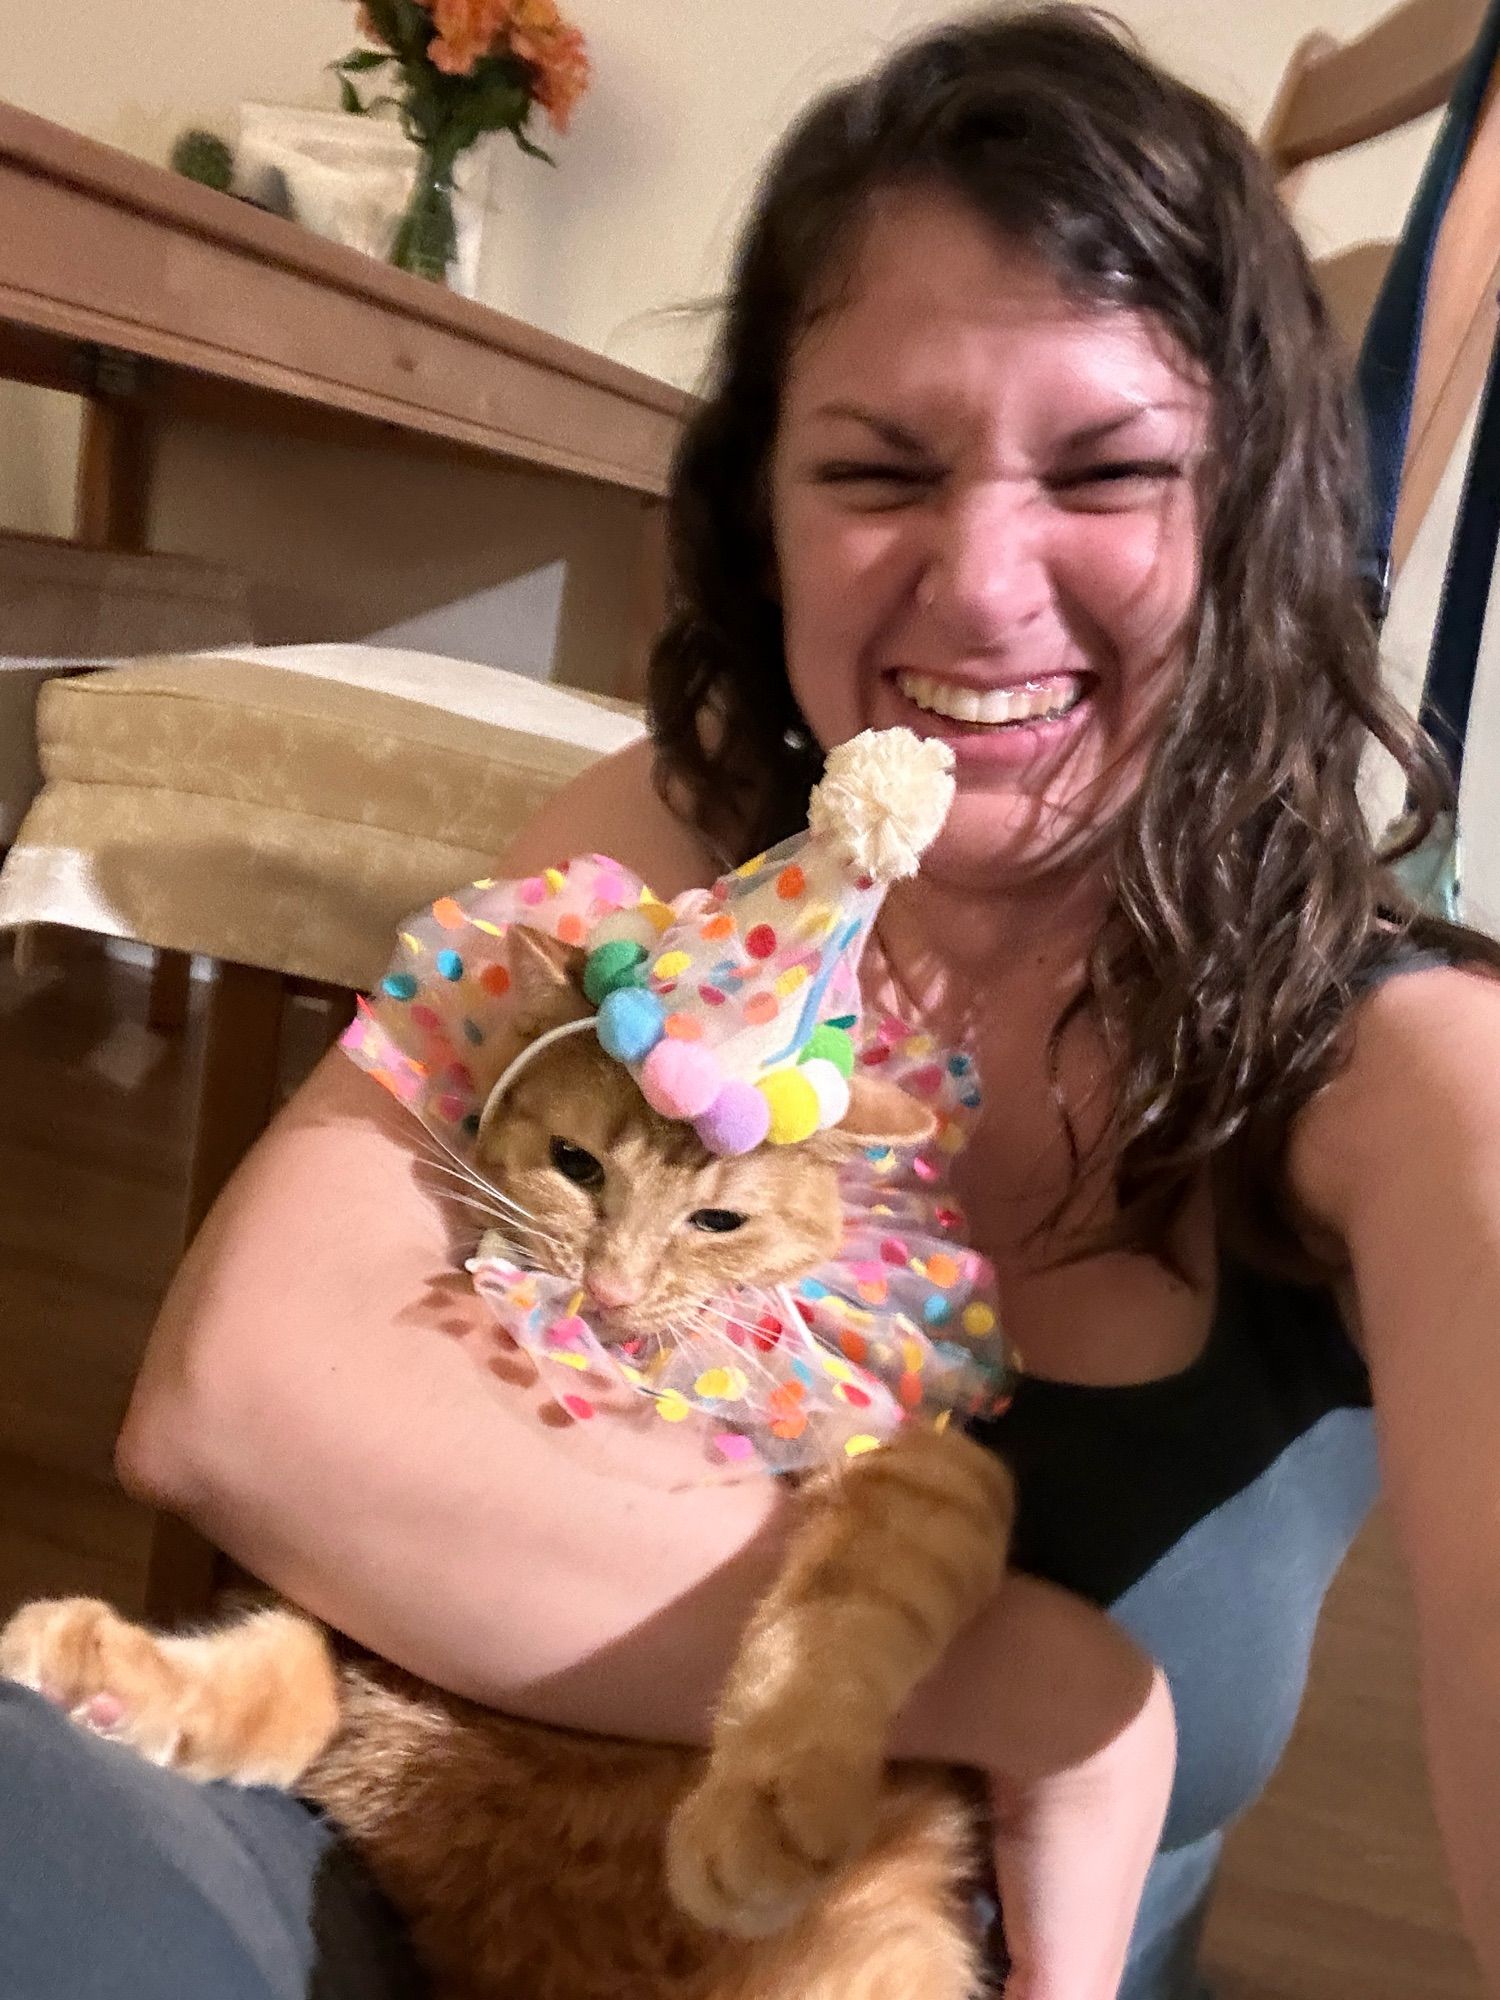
[476,1015,599,1144]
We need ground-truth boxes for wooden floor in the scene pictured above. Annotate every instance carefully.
[0,935,195,1616]
[0,936,1481,1999]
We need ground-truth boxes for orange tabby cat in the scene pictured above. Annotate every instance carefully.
[0,936,1015,2000]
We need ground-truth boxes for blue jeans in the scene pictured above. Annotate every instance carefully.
[0,1681,424,1999]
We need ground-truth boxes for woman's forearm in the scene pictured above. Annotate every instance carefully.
[895,1572,1166,1784]
[117,1051,788,1734]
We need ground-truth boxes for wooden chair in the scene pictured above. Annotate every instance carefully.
[1261,0,1500,583]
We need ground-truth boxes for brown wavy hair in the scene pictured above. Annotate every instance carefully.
[647,4,1498,1277]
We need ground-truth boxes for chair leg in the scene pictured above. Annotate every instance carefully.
[142,960,289,1623]
[182,959,286,1245]
[285,978,356,1072]
[10,922,55,982]
[142,1513,224,1625]
[146,949,193,1034]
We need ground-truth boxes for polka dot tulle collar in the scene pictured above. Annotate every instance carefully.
[342,854,1014,1473]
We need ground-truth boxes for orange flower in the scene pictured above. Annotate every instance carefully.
[504,0,589,131]
[531,27,589,133]
[428,0,509,76]
[374,0,588,128]
[508,0,562,33]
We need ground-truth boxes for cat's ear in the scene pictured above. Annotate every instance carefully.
[809,1074,936,1160]
[474,930,592,1156]
[507,927,590,1025]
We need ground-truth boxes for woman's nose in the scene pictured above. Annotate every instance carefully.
[919,482,1052,643]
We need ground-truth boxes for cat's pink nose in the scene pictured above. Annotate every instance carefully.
[586,1270,644,1311]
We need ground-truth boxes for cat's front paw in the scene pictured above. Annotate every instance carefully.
[665,1742,882,1937]
[0,1597,190,1766]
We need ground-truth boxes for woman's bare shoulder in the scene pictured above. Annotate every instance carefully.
[493,736,718,897]
[1286,959,1500,1246]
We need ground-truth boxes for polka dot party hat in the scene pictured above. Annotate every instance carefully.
[585,727,955,1155]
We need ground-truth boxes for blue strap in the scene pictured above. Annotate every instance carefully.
[1356,0,1500,621]
[1420,328,1500,782]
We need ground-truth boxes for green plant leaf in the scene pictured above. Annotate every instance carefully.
[359,0,401,48]
[336,74,367,116]
[390,0,433,52]
[337,49,392,72]
[457,72,529,136]
[362,0,427,62]
[512,125,555,164]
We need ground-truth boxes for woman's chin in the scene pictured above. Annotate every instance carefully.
[917,790,1080,890]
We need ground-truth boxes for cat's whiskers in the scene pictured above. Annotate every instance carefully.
[470,1226,555,1275]
[414,1172,573,1274]
[460,1206,569,1264]
[414,1155,567,1247]
[681,1296,822,1396]
[423,1172,556,1238]
[415,1149,538,1222]
[646,1310,702,1371]
[421,1178,565,1247]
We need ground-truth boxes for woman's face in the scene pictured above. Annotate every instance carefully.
[769,186,1211,889]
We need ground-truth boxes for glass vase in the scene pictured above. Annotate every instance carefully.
[390,140,461,284]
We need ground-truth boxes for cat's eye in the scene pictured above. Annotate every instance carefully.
[689,1208,747,1234]
[549,1138,605,1189]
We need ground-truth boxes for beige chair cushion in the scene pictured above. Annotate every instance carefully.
[0,644,644,990]
[0,534,253,843]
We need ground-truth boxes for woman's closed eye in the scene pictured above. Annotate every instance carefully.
[813,459,935,503]
[813,456,1184,505]
[1051,459,1185,507]
[549,1137,605,1189]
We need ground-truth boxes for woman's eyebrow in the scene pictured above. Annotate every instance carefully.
[805,403,931,451]
[1059,402,1192,448]
[804,399,1195,451]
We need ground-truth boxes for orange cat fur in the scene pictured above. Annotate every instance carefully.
[0,938,1015,2000]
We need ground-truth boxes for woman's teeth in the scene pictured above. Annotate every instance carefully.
[896,671,1084,726]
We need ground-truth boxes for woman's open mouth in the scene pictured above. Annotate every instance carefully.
[894,670,1087,728]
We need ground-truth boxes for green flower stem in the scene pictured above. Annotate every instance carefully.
[390,135,463,283]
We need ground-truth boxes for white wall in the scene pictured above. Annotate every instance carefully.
[0,0,1434,394]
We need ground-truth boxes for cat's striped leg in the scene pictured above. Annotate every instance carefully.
[0,1596,341,1787]
[666,1425,1014,1937]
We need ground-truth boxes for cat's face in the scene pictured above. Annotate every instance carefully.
[471,932,932,1340]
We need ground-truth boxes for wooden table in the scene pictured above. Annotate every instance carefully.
[0,98,688,685]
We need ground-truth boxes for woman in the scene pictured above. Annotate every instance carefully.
[9,9,1500,1999]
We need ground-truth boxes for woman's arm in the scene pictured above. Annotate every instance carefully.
[1290,963,1500,1996]
[119,737,790,1725]
[119,1039,788,1726]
